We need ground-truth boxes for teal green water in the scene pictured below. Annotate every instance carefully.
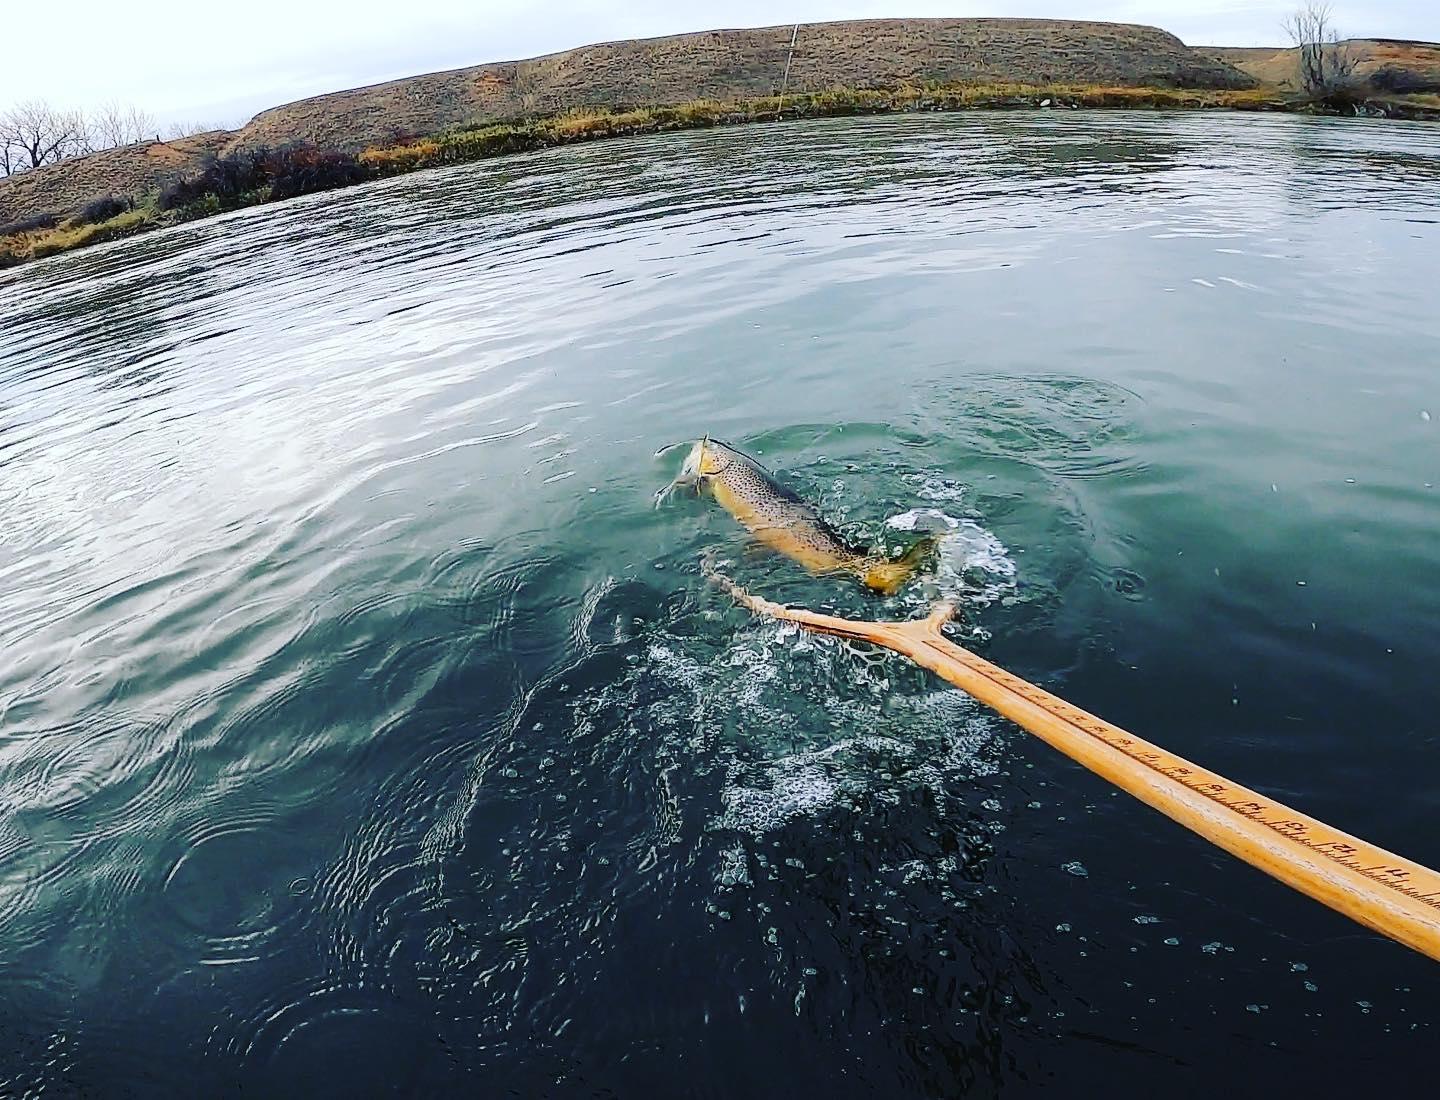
[1,110,1438,1094]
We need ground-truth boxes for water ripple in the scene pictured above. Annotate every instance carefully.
[1,109,1438,1094]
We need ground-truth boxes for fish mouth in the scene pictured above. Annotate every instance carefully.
[656,434,711,509]
[653,471,700,508]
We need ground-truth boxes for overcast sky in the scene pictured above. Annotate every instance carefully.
[3,1,1435,129]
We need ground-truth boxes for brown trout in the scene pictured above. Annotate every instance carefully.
[661,436,935,594]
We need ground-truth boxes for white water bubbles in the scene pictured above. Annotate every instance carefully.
[885,491,1019,631]
[715,748,845,835]
[710,649,1008,859]
[888,507,1016,602]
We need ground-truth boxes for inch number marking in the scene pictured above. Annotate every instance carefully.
[927,639,1440,914]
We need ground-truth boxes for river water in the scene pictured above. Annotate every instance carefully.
[1,110,1438,1095]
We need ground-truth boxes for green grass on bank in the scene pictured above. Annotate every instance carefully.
[1,81,1431,270]
[0,204,156,267]
[356,84,1282,175]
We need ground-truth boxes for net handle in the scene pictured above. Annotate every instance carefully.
[708,569,1440,963]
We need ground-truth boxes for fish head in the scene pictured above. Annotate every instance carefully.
[689,435,735,479]
[655,435,730,506]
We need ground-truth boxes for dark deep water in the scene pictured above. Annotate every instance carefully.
[1,110,1438,1096]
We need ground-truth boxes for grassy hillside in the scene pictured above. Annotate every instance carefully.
[0,132,230,231]
[230,19,1253,152]
[0,18,1259,233]
[1208,38,1440,93]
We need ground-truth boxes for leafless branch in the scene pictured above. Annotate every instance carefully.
[88,101,158,150]
[0,98,164,174]
[162,119,235,141]
[1284,2,1360,99]
[0,99,88,171]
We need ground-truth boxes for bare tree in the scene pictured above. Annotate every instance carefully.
[87,101,158,150]
[1284,2,1360,99]
[0,99,170,174]
[0,100,88,174]
[163,119,238,140]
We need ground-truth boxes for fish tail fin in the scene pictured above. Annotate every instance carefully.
[862,536,938,595]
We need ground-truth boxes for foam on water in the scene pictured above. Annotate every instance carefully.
[909,473,970,505]
[886,504,1018,613]
[884,507,958,533]
[712,691,1003,841]
[716,755,841,835]
[709,643,1007,896]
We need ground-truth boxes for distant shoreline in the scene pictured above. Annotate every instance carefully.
[2,82,1436,272]
[7,16,1440,271]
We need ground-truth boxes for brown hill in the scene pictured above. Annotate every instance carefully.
[0,132,230,229]
[234,18,1253,151]
[1208,38,1440,91]
[2,18,1252,226]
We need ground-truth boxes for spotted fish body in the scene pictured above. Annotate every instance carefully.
[668,437,934,594]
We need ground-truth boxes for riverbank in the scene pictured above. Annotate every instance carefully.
[2,82,1434,271]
